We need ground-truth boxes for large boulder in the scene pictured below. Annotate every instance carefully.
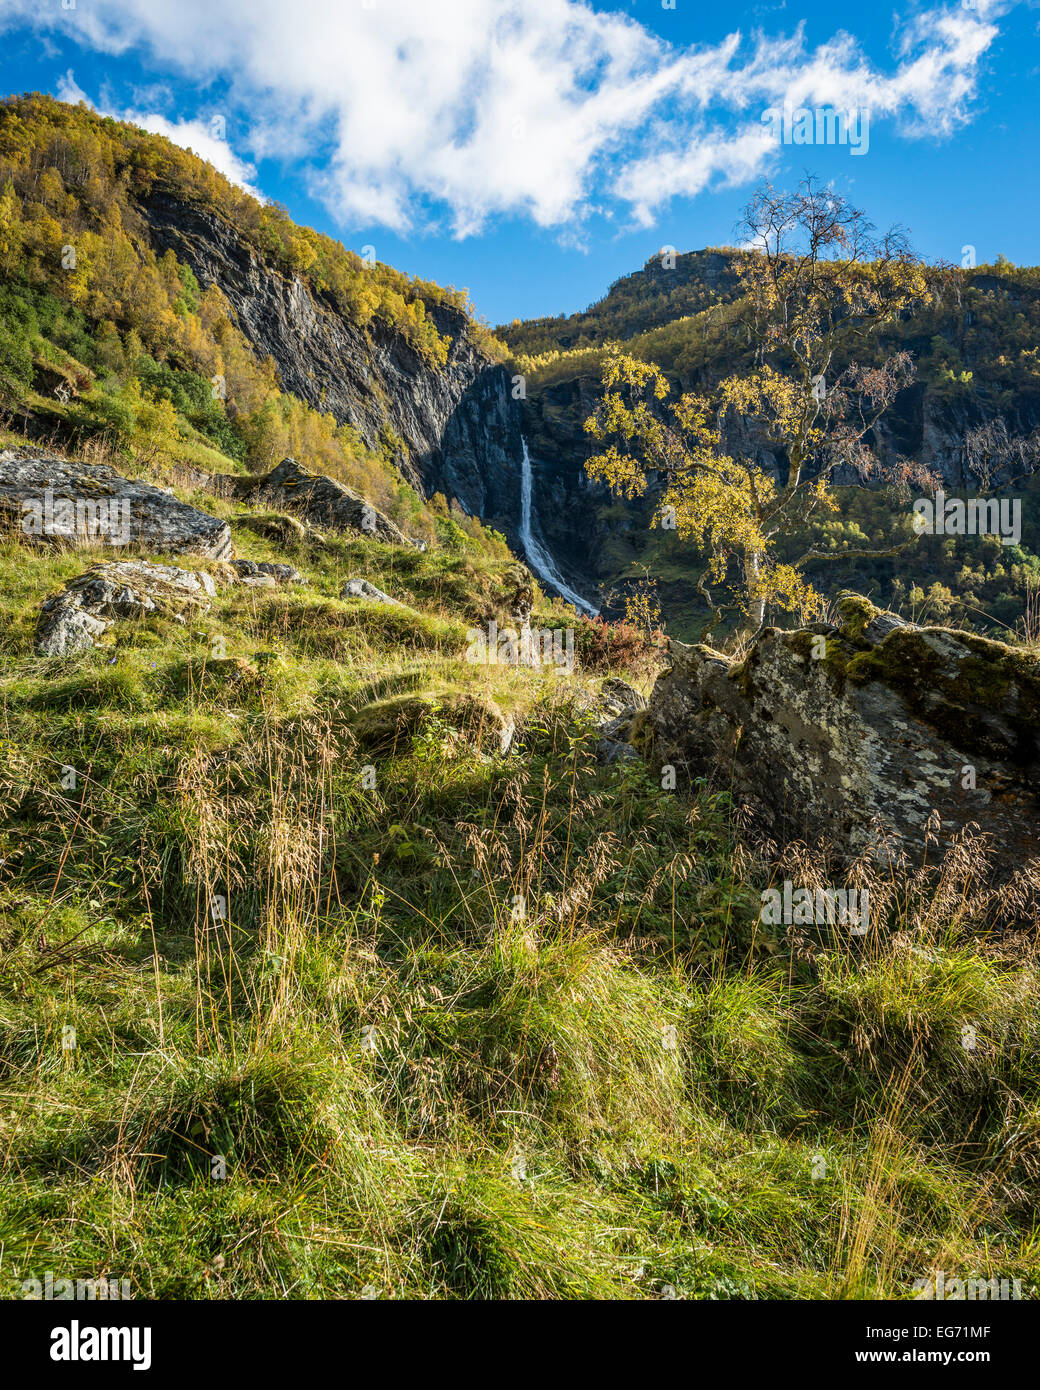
[36,561,217,656]
[209,458,410,545]
[648,593,1040,874]
[0,450,232,559]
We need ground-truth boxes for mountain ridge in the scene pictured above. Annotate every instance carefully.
[4,92,1040,637]
[502,247,1040,636]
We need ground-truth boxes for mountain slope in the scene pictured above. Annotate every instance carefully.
[499,249,1040,638]
[2,436,1038,1300]
[0,94,525,549]
[0,95,1038,1306]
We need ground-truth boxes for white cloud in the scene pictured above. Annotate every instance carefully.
[55,68,89,106]
[0,0,1013,234]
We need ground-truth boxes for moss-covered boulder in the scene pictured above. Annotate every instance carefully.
[1,450,232,559]
[648,593,1040,874]
[209,457,410,545]
[351,692,513,757]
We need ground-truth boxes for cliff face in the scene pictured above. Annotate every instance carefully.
[139,190,524,527]
[519,379,615,580]
[135,189,608,605]
[522,371,1040,516]
[512,256,1040,627]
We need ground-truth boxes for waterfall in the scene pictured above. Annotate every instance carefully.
[518,437,598,617]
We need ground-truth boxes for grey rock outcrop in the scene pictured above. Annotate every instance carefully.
[231,559,304,586]
[340,578,403,606]
[592,677,647,765]
[36,561,216,656]
[598,677,648,720]
[1,450,232,560]
[139,191,524,522]
[210,458,409,544]
[36,605,108,657]
[648,593,1040,874]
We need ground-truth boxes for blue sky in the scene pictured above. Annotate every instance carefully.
[0,0,1037,326]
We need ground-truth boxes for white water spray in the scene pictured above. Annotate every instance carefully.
[518,438,598,616]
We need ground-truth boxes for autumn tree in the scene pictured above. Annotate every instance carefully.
[584,177,938,634]
[0,178,22,275]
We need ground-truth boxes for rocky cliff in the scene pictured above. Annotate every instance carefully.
[140,190,525,529]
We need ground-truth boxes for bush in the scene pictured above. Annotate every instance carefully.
[572,613,651,672]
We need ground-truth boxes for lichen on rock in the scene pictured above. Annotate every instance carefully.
[648,592,1040,876]
[206,457,413,546]
[1,449,232,560]
[35,561,218,657]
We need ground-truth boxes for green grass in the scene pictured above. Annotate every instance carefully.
[1,454,1038,1301]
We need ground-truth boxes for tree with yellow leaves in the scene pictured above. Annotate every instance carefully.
[584,178,939,635]
[0,179,21,275]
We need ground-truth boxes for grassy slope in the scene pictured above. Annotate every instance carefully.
[0,449,1038,1300]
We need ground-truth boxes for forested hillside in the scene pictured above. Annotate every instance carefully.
[0,94,508,548]
[499,247,1040,640]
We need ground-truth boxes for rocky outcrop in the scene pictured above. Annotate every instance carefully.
[648,594,1040,874]
[208,458,411,544]
[502,567,536,667]
[340,578,404,606]
[435,363,523,523]
[0,450,232,559]
[592,678,647,764]
[231,559,304,586]
[36,561,217,656]
[36,600,107,657]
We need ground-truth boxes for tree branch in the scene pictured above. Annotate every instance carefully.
[794,540,913,567]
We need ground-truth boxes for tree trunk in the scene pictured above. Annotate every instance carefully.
[746,549,766,631]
